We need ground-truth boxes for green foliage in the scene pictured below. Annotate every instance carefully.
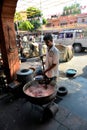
[43,18,47,25]
[14,7,47,32]
[27,7,42,19]
[62,3,81,16]
[26,6,47,31]
[30,19,41,31]
[14,12,22,22]
[18,21,34,31]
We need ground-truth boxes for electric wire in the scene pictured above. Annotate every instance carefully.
[16,0,76,11]
[16,0,87,17]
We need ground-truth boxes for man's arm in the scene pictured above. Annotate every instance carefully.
[44,63,56,74]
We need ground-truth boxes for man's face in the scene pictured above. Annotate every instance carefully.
[44,40,52,47]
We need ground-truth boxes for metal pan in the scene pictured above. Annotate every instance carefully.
[23,80,57,105]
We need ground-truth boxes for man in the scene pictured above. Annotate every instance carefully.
[16,35,23,57]
[41,34,60,82]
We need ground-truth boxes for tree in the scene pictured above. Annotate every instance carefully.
[30,19,41,31]
[62,3,81,16]
[14,7,47,32]
[18,21,34,31]
[26,7,47,31]
[27,7,42,19]
[14,12,23,22]
[14,12,23,33]
[43,18,47,25]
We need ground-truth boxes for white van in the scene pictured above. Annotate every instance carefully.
[55,29,87,53]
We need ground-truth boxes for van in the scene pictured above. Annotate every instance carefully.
[55,29,87,53]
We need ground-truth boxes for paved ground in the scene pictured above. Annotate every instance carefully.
[59,52,87,78]
[58,77,87,121]
[0,77,87,130]
[1,55,87,130]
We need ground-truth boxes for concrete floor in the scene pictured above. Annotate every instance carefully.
[1,57,87,130]
[58,76,87,121]
[20,57,87,121]
[0,77,87,130]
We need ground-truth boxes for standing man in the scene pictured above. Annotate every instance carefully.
[41,34,60,82]
[16,35,23,57]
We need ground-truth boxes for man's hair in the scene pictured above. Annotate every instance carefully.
[43,34,53,42]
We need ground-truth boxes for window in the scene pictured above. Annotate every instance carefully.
[60,23,67,26]
[46,23,51,27]
[58,33,64,38]
[82,19,85,23]
[65,33,73,38]
[75,32,84,38]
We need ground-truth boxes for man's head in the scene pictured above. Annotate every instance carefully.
[43,34,53,47]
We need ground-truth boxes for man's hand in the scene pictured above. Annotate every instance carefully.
[40,55,43,60]
[40,54,46,59]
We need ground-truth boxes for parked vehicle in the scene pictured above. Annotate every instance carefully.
[54,29,87,53]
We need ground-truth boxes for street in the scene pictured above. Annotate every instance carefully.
[59,51,87,79]
[20,51,87,79]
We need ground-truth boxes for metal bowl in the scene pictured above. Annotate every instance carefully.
[23,80,57,105]
[66,69,77,77]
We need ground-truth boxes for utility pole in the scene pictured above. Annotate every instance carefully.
[39,0,43,55]
[40,0,43,41]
